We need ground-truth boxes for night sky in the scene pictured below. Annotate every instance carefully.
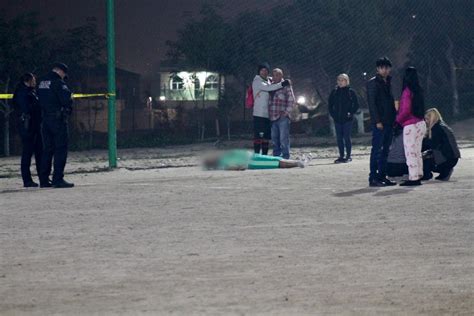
[2,0,286,75]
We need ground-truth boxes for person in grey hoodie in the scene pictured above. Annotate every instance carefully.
[252,62,290,154]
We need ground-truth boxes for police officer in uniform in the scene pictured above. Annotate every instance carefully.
[13,73,43,187]
[38,63,74,188]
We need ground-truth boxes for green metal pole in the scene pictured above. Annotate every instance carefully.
[107,0,117,168]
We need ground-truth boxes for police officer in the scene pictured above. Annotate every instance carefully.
[13,73,43,187]
[38,63,74,188]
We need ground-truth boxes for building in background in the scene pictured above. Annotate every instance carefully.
[156,68,224,108]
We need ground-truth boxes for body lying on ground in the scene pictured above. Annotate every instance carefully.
[203,150,305,171]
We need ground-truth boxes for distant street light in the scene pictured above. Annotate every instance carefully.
[159,96,166,101]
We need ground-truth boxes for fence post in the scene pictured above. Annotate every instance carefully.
[107,0,117,168]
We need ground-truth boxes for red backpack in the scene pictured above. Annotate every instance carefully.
[245,85,254,109]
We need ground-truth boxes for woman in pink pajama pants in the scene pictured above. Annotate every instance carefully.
[395,67,426,186]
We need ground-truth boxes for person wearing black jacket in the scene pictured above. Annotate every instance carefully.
[422,108,461,181]
[37,63,74,188]
[13,73,42,187]
[329,73,359,163]
[367,57,397,187]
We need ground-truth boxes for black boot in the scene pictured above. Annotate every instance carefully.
[24,181,39,188]
[53,179,74,189]
[421,172,433,181]
[400,180,422,186]
[379,177,397,186]
[40,179,53,188]
[369,179,385,187]
[435,169,454,181]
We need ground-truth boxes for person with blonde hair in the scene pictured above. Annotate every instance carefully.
[328,73,359,163]
[422,108,460,181]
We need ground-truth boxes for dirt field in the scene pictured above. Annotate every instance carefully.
[1,143,473,315]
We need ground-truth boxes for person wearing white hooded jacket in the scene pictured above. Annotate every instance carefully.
[252,62,290,154]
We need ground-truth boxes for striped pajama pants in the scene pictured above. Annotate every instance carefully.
[403,121,427,181]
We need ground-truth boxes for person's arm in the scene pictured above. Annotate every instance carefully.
[14,89,30,114]
[328,90,335,118]
[367,80,381,128]
[395,88,412,126]
[350,89,359,115]
[422,137,432,152]
[253,78,284,93]
[52,79,73,112]
[284,86,296,116]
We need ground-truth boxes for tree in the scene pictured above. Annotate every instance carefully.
[169,0,472,138]
[406,0,474,117]
[0,13,104,156]
[0,12,48,156]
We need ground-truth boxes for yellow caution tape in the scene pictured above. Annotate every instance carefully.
[0,93,115,100]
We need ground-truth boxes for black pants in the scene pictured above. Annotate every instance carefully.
[253,116,271,155]
[20,126,42,184]
[369,124,393,181]
[423,157,458,178]
[335,120,353,158]
[40,116,69,184]
[386,162,408,178]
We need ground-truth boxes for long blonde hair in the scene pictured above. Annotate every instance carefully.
[425,108,443,139]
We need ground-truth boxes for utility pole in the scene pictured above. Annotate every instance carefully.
[107,0,117,168]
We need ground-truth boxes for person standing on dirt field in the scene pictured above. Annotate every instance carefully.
[367,57,397,187]
[252,62,290,155]
[37,63,74,189]
[328,73,359,164]
[13,73,43,187]
[269,68,295,159]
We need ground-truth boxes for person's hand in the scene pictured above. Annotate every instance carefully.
[281,79,291,87]
[376,122,384,130]
[393,123,403,136]
[422,150,433,159]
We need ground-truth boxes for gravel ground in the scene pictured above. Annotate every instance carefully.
[0,141,473,315]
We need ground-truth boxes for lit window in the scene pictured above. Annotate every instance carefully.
[204,75,219,90]
[170,75,184,90]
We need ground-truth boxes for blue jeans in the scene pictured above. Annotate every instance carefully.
[369,124,393,181]
[271,116,290,159]
[334,120,353,158]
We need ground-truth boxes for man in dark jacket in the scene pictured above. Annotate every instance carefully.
[38,63,74,188]
[367,57,397,186]
[13,73,43,187]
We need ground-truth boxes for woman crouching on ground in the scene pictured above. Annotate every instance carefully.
[422,108,461,181]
